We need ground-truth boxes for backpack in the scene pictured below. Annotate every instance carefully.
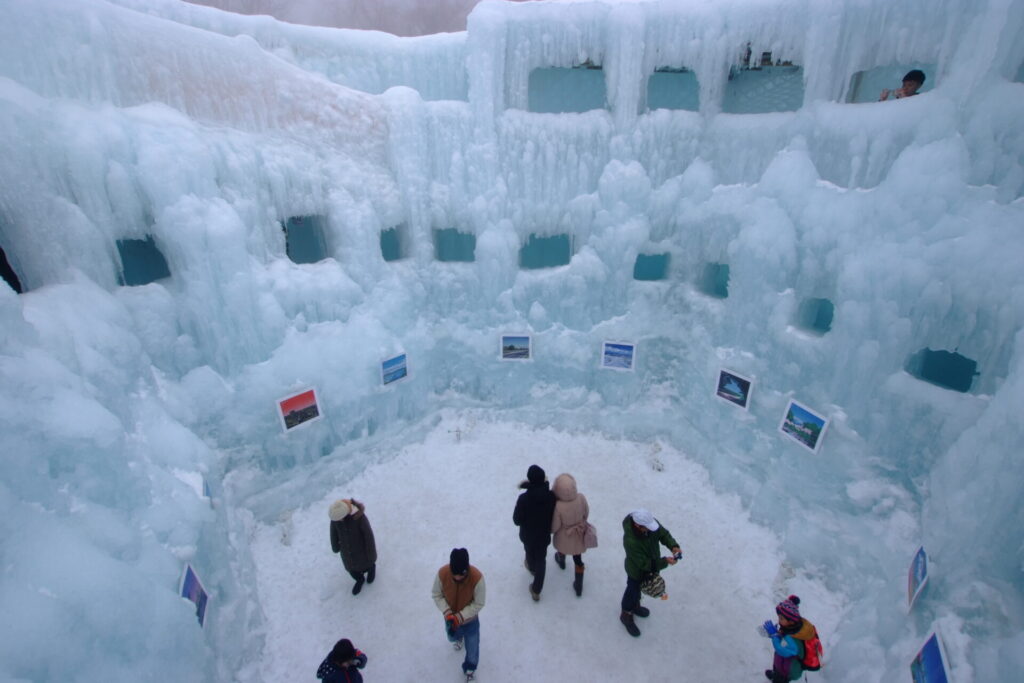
[801,629,823,671]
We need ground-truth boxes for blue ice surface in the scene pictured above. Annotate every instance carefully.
[528,67,608,113]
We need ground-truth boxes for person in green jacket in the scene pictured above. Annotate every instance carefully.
[619,508,681,637]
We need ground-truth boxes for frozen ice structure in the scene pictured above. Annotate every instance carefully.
[1,0,1023,681]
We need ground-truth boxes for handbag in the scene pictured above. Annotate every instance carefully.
[583,522,598,549]
[640,572,666,598]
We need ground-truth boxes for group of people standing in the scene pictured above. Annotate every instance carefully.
[513,465,596,601]
[315,469,819,681]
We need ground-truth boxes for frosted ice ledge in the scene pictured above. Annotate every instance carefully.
[0,0,1023,681]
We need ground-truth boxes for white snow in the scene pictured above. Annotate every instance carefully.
[249,414,843,682]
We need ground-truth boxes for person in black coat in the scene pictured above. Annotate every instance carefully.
[513,464,557,601]
[316,638,367,683]
[329,498,377,595]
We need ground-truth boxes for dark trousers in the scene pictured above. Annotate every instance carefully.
[348,564,374,584]
[621,576,642,612]
[524,541,548,594]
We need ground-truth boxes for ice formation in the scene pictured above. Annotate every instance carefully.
[0,0,1022,680]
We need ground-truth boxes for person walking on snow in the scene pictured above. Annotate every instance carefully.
[619,508,681,637]
[329,498,377,595]
[551,472,596,596]
[513,464,557,601]
[432,547,486,681]
[316,638,367,683]
[761,595,819,682]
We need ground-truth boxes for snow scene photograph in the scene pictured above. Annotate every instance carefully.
[1,0,1023,682]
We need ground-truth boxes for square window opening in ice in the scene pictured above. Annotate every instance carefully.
[116,235,171,286]
[646,67,699,112]
[520,233,573,269]
[433,228,476,262]
[528,64,608,114]
[633,253,670,281]
[283,215,329,264]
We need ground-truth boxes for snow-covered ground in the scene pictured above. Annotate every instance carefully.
[250,415,845,681]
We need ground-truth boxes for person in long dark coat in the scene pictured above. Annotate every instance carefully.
[513,464,556,601]
[329,498,377,595]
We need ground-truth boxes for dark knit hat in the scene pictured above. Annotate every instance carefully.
[450,547,470,575]
[330,638,355,664]
[776,595,801,621]
[904,69,925,85]
[527,464,545,484]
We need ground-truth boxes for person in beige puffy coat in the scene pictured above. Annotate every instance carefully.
[550,473,595,596]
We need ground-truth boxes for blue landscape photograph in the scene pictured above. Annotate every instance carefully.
[780,400,828,452]
[501,335,531,360]
[382,353,408,385]
[716,369,752,409]
[601,341,635,370]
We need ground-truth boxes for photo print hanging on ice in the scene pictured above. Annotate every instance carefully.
[715,368,753,410]
[601,340,636,371]
[778,399,829,454]
[910,630,952,683]
[277,388,322,433]
[500,334,532,361]
[381,352,409,386]
[179,563,209,628]
[908,546,929,612]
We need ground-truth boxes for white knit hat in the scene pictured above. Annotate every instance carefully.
[630,508,659,531]
[329,499,352,521]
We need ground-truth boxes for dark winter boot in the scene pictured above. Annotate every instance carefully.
[555,552,566,570]
[620,610,641,637]
[632,604,650,618]
[573,564,585,596]
[352,578,364,595]
[366,564,376,584]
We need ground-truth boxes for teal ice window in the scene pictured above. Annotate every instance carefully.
[905,349,978,393]
[380,224,407,262]
[646,68,699,112]
[633,253,670,281]
[846,63,936,103]
[116,235,171,286]
[520,233,572,269]
[284,216,328,264]
[433,228,476,262]
[698,262,729,298]
[723,56,804,113]
[796,297,834,334]
[528,65,608,113]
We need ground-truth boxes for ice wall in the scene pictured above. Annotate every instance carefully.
[1,0,1023,681]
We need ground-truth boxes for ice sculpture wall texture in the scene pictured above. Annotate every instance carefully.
[0,0,1023,680]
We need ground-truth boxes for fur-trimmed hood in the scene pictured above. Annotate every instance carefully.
[328,498,366,521]
[553,473,578,502]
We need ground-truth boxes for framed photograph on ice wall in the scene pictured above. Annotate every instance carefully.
[381,352,409,386]
[601,341,636,371]
[778,399,829,454]
[908,545,929,612]
[910,631,952,683]
[179,563,209,627]
[715,368,753,410]
[500,334,532,361]
[277,388,322,433]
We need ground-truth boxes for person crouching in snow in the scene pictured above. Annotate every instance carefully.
[329,498,377,595]
[761,595,817,682]
[551,472,596,597]
[316,638,367,682]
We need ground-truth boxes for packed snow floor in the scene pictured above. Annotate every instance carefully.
[250,416,844,681]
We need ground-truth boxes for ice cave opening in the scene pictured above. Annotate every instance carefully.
[1,0,1023,682]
